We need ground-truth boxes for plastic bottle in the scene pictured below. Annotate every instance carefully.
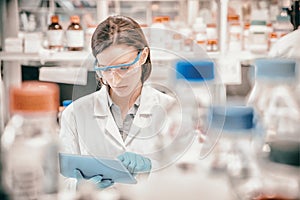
[47,15,64,51]
[206,23,218,52]
[193,17,207,52]
[247,58,299,142]
[268,32,278,50]
[66,15,84,51]
[2,81,60,200]
[246,58,300,200]
[174,60,225,159]
[85,24,97,52]
[273,14,294,39]
[249,20,268,54]
[207,106,262,200]
[227,14,242,51]
[242,22,250,51]
[0,76,9,200]
[150,17,166,49]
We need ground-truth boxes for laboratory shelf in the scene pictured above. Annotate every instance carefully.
[0,51,91,63]
[0,50,264,63]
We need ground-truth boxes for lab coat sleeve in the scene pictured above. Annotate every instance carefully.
[59,104,80,191]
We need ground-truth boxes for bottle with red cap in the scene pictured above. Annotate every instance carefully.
[66,15,84,51]
[1,81,60,200]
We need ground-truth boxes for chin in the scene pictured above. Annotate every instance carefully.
[112,86,132,97]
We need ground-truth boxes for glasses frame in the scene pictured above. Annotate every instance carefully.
[94,51,142,72]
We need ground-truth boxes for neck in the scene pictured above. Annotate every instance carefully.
[110,83,142,111]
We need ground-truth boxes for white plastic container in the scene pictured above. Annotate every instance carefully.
[249,20,268,54]
[150,17,166,50]
[2,81,60,200]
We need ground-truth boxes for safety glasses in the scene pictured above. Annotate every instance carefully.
[94,51,142,78]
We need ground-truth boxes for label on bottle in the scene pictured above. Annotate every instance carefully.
[66,30,84,48]
[7,145,44,200]
[47,30,64,46]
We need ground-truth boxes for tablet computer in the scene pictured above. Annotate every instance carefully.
[59,153,137,184]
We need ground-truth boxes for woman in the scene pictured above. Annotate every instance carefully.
[59,15,176,190]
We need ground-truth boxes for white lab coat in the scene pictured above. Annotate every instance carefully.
[59,84,182,190]
[268,28,300,59]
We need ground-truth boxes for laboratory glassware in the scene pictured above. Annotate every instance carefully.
[2,81,60,200]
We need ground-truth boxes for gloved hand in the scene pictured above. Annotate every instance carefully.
[117,152,152,174]
[74,169,114,189]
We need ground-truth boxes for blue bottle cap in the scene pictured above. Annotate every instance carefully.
[62,100,72,107]
[175,60,214,82]
[211,106,254,131]
[255,58,296,80]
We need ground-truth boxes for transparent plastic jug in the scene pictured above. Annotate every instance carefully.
[1,81,60,200]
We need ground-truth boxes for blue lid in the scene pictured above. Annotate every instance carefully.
[175,60,214,82]
[255,58,296,79]
[211,106,254,131]
[62,100,72,107]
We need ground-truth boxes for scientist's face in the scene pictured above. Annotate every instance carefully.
[96,45,144,97]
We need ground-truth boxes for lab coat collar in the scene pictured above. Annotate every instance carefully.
[93,87,124,147]
[93,86,110,117]
[93,85,161,147]
[124,86,161,145]
[93,85,157,117]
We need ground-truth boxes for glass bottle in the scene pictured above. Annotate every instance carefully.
[66,15,84,51]
[246,58,300,199]
[1,81,60,200]
[47,15,64,51]
[247,58,299,142]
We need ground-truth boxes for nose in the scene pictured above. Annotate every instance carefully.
[111,71,122,85]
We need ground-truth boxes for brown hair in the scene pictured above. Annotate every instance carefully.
[92,15,151,84]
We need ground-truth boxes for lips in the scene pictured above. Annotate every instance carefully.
[112,85,127,89]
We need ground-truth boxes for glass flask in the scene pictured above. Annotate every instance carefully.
[1,81,60,200]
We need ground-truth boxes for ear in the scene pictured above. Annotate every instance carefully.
[139,47,149,65]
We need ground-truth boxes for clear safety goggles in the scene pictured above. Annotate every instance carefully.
[94,51,142,78]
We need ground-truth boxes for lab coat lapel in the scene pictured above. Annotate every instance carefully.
[104,114,125,147]
[93,87,125,148]
[125,87,157,146]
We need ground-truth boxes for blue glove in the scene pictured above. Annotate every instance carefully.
[74,169,114,189]
[117,152,152,174]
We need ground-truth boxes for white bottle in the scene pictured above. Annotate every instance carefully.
[249,20,268,54]
[193,17,207,52]
[2,81,60,200]
[150,17,166,50]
